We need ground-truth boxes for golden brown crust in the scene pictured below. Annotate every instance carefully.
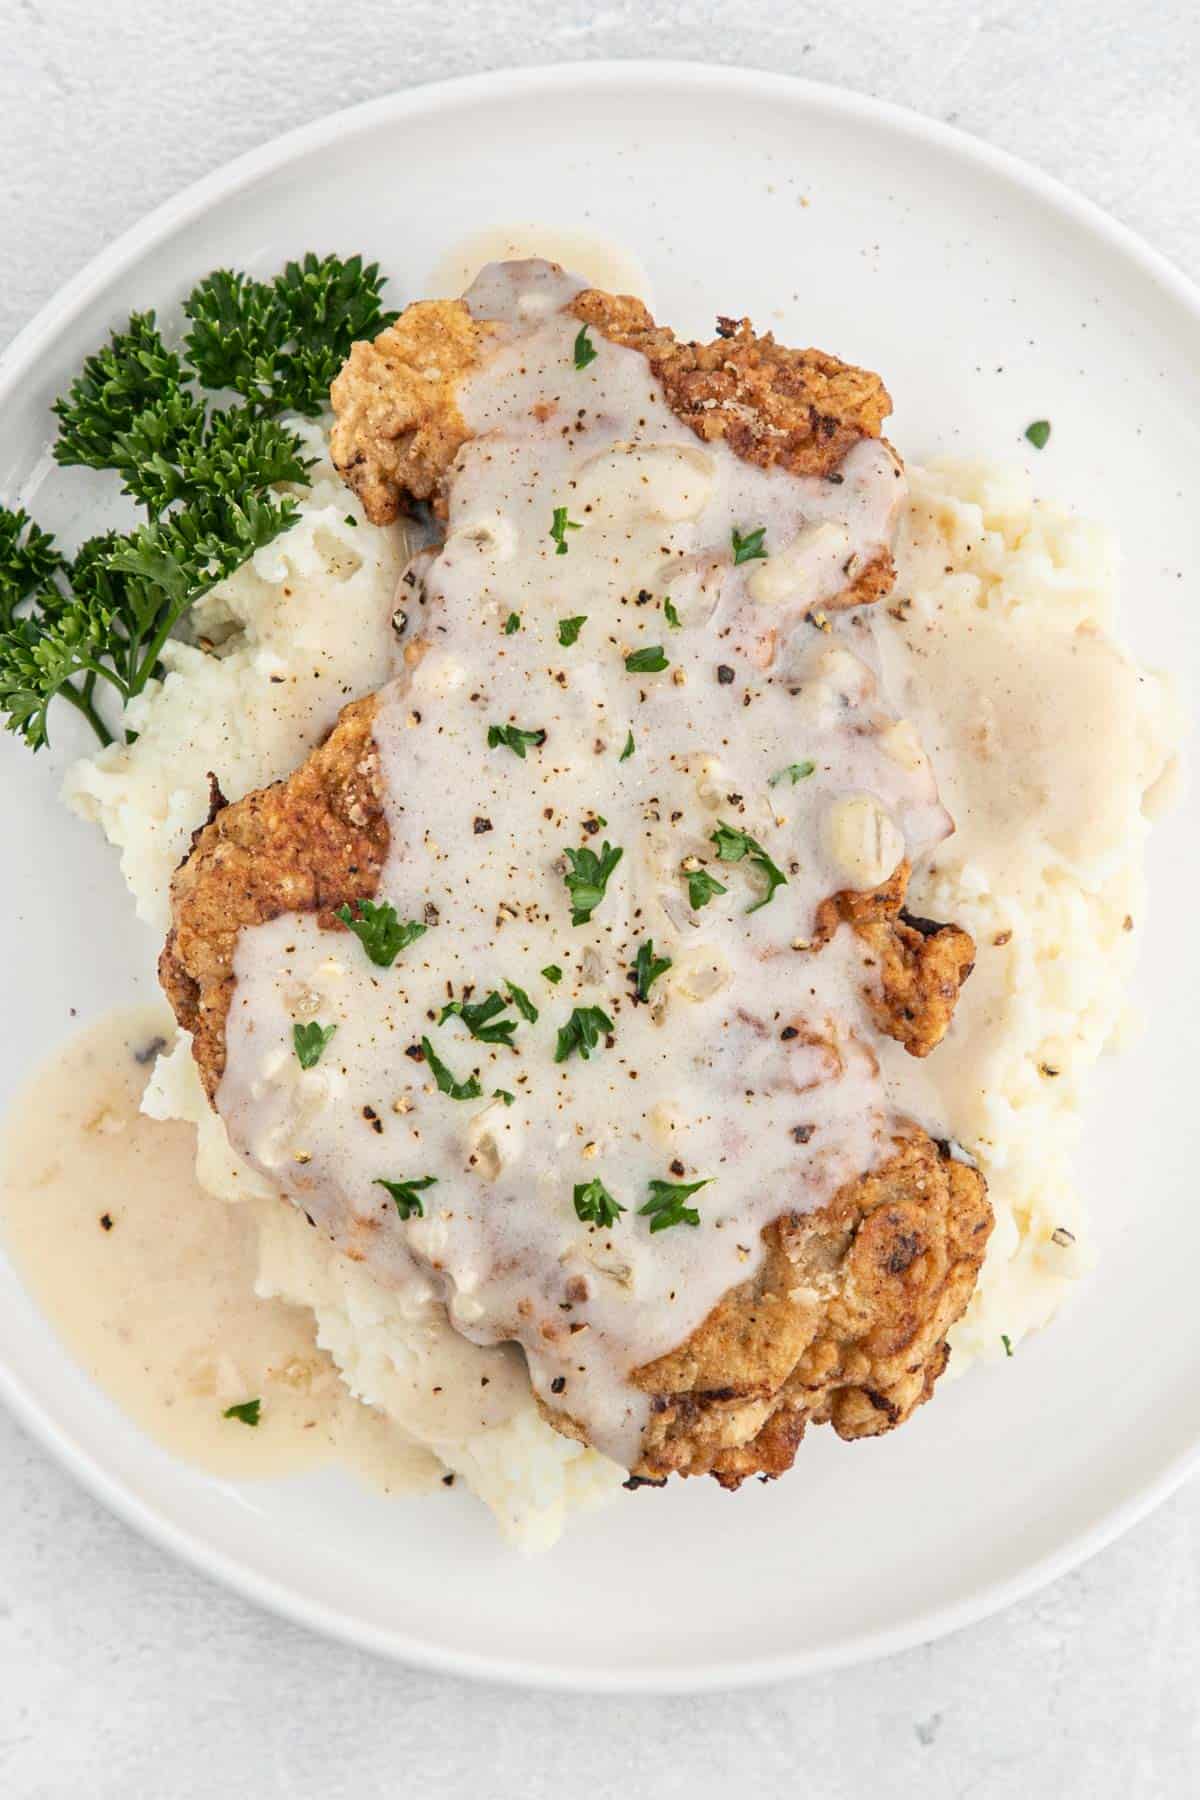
[569,291,892,483]
[630,1133,992,1485]
[158,694,388,1098]
[813,862,976,1059]
[329,300,496,524]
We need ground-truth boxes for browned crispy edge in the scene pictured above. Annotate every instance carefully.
[159,693,387,1100]
[626,1132,991,1487]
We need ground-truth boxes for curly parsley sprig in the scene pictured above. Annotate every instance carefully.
[1,253,399,750]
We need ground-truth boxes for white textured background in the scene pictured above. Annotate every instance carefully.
[2,4,1199,1795]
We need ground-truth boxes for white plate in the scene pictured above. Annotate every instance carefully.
[1,62,1197,1693]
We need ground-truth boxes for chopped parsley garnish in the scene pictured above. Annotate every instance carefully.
[504,611,521,634]
[574,1177,625,1228]
[439,991,520,1047]
[1001,1333,1014,1357]
[494,1088,516,1107]
[541,964,563,984]
[624,645,669,674]
[223,1399,261,1427]
[562,839,623,925]
[639,1177,710,1233]
[554,1005,613,1064]
[769,760,816,787]
[420,1036,482,1101]
[663,597,682,628]
[558,614,587,646]
[619,729,635,762]
[630,938,672,1001]
[504,980,538,1023]
[550,506,581,554]
[336,898,426,967]
[731,525,768,565]
[487,721,546,758]
[1,255,397,751]
[711,821,788,912]
[293,1020,336,1069]
[1025,420,1051,450]
[684,866,728,910]
[573,325,599,370]
[375,1174,437,1220]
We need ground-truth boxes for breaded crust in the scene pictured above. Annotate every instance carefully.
[628,1132,991,1486]
[159,694,387,1099]
[814,865,977,1058]
[330,279,898,610]
[330,301,498,525]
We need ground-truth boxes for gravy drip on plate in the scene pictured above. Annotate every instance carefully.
[1,1008,438,1490]
[219,261,952,1468]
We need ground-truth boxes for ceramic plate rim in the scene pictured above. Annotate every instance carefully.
[2,59,1198,1693]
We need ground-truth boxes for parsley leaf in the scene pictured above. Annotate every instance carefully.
[1025,420,1051,450]
[223,1398,261,1427]
[573,325,599,370]
[439,990,520,1047]
[375,1174,437,1220]
[619,729,635,762]
[1,507,64,622]
[504,611,521,634]
[630,938,672,1001]
[420,1036,482,1101]
[487,721,546,758]
[684,866,728,910]
[663,597,681,628]
[494,1088,515,1106]
[574,1177,625,1228]
[558,614,587,646]
[336,898,426,967]
[183,254,398,417]
[1001,1333,1014,1357]
[293,1020,336,1068]
[504,980,538,1024]
[711,821,788,912]
[554,1005,614,1064]
[550,506,581,554]
[562,839,623,925]
[624,645,669,674]
[769,760,816,787]
[541,964,563,984]
[639,1177,710,1232]
[731,525,768,565]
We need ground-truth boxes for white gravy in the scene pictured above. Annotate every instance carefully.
[217,260,953,1469]
[1,1007,438,1492]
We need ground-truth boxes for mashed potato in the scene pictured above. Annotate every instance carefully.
[69,428,1179,1541]
[142,1038,624,1549]
[877,462,1180,1366]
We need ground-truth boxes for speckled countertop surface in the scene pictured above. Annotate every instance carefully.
[1,4,1199,1795]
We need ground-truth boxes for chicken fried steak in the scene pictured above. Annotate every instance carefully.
[163,261,991,1483]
